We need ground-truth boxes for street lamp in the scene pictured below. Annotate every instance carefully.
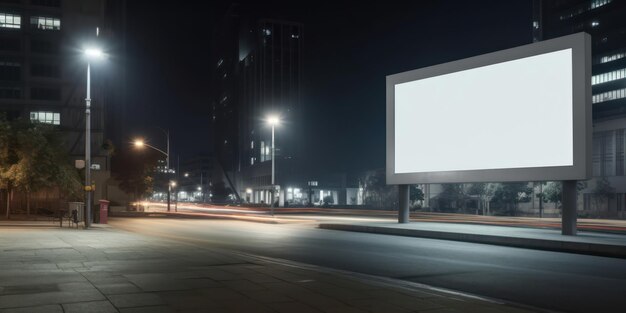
[83,47,105,228]
[267,115,280,216]
[133,131,171,211]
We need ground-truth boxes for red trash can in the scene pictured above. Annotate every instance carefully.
[99,200,110,224]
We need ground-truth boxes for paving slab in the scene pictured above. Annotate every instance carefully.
[0,225,546,313]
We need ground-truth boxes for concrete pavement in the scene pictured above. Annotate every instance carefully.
[319,222,626,259]
[0,225,541,313]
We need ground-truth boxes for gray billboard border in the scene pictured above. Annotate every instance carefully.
[386,32,591,185]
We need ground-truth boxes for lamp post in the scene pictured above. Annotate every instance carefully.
[83,48,104,228]
[134,135,171,211]
[267,116,280,216]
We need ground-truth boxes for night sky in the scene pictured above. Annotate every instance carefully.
[123,1,532,173]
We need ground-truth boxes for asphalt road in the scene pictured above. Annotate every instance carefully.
[111,218,626,313]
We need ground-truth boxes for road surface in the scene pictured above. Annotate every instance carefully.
[111,217,626,313]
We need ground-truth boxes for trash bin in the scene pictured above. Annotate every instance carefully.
[68,202,84,222]
[99,200,110,224]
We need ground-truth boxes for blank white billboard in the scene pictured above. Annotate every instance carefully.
[386,33,591,184]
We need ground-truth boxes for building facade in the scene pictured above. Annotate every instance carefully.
[0,0,123,209]
[533,0,626,216]
[211,5,304,205]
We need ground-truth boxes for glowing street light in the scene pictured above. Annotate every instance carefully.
[267,115,281,216]
[133,130,171,211]
[84,48,104,59]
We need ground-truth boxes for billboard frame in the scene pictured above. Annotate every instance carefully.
[386,32,591,185]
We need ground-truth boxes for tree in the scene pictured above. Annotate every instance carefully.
[593,177,615,210]
[539,181,587,210]
[490,183,532,215]
[438,184,467,211]
[1,117,82,217]
[113,147,159,201]
[410,185,424,209]
[361,170,397,210]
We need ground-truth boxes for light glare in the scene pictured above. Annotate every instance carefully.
[267,116,280,126]
[85,48,104,59]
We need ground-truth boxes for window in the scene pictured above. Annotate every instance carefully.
[593,88,626,104]
[30,16,60,30]
[0,37,20,51]
[559,0,612,20]
[598,50,626,64]
[250,157,255,165]
[31,39,58,54]
[0,13,21,29]
[31,63,60,77]
[0,61,21,80]
[250,141,254,149]
[31,0,61,7]
[591,68,626,85]
[30,111,60,125]
[31,87,60,100]
[0,87,20,99]
[591,21,599,27]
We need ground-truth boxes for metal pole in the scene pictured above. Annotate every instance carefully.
[398,184,410,223]
[166,130,170,212]
[270,124,275,216]
[85,63,92,228]
[175,155,179,212]
[562,180,577,235]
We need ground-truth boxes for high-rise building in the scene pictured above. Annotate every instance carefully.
[211,5,303,204]
[534,0,626,215]
[0,0,125,208]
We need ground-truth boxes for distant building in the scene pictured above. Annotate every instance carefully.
[534,0,626,216]
[0,0,125,209]
[178,155,215,203]
[211,5,304,205]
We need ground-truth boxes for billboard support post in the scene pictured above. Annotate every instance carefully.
[399,185,410,223]
[562,180,578,235]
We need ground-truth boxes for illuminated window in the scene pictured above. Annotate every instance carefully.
[30,111,60,125]
[592,68,626,85]
[593,88,626,104]
[559,0,612,20]
[250,157,254,165]
[262,28,271,36]
[30,16,60,30]
[591,21,599,27]
[251,141,254,149]
[0,13,21,29]
[598,50,626,64]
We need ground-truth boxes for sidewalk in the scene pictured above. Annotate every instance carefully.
[0,226,540,313]
[319,222,626,259]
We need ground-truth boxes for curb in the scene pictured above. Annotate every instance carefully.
[109,211,310,224]
[318,223,626,259]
